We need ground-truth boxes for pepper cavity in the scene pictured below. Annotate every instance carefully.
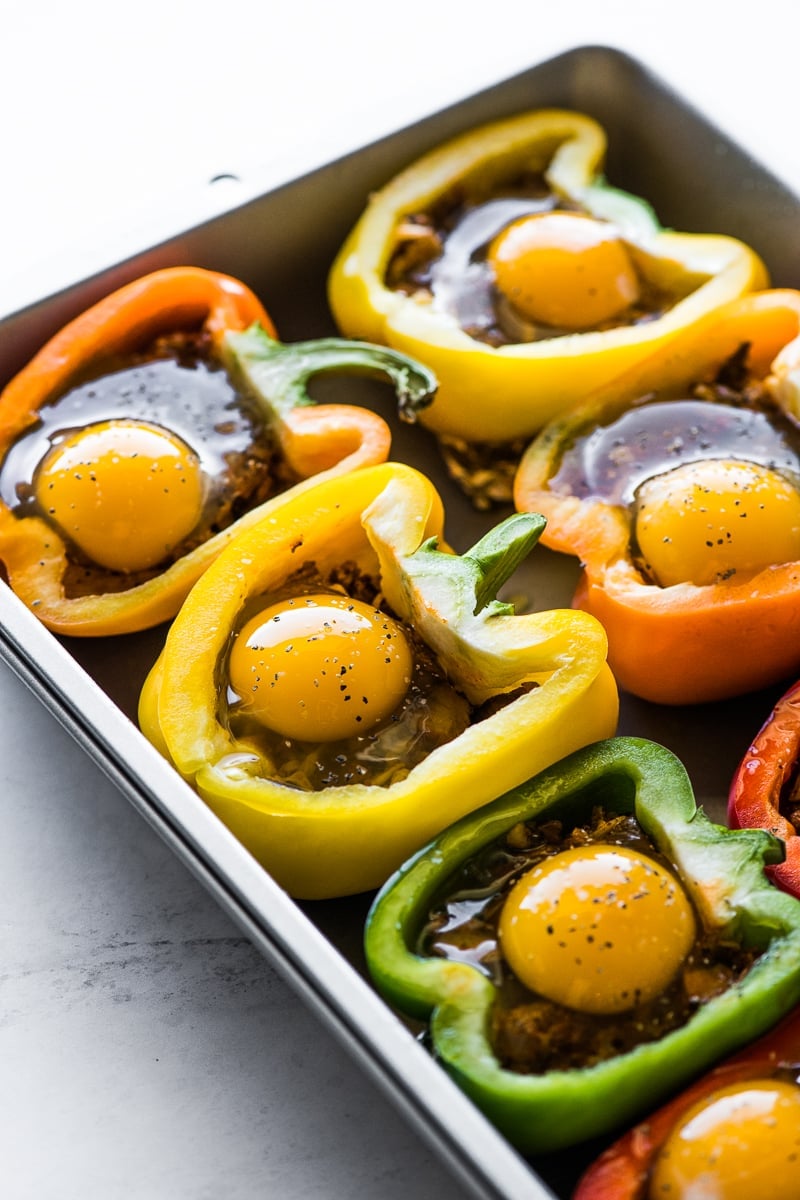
[421,807,755,1074]
[224,568,471,791]
[388,189,674,347]
[1,331,282,582]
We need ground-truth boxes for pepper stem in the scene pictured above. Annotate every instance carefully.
[223,322,437,422]
[466,513,547,614]
[413,512,547,617]
[578,175,663,239]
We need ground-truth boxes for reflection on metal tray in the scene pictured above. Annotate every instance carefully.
[2,44,800,1200]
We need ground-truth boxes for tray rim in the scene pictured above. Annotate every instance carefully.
[0,582,549,1200]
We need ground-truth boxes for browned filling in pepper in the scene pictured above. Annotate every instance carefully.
[223,560,480,791]
[0,330,293,596]
[419,808,757,1073]
[779,764,800,833]
[386,175,678,348]
[784,796,800,833]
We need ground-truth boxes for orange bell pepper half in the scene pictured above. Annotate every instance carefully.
[514,289,800,704]
[0,267,432,637]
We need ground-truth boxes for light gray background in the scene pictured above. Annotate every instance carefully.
[3,5,799,1197]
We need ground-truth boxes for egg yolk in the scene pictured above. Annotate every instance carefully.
[649,1079,800,1200]
[635,458,800,588]
[498,844,695,1014]
[487,211,641,331]
[228,593,413,743]
[34,418,205,574]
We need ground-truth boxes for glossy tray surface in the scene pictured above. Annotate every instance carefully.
[2,45,799,1200]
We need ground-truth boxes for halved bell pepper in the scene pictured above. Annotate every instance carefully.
[728,678,800,897]
[0,267,437,636]
[364,737,800,1154]
[138,461,617,899]
[573,1005,800,1199]
[328,109,767,446]
[514,289,800,704]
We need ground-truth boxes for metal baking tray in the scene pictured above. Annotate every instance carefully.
[2,44,800,1200]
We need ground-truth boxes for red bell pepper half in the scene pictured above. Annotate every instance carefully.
[573,1005,800,1199]
[728,679,800,897]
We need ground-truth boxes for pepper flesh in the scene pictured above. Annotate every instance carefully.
[138,462,618,899]
[328,109,767,444]
[573,1005,800,1200]
[728,678,800,897]
[0,268,436,636]
[364,737,800,1154]
[514,289,800,704]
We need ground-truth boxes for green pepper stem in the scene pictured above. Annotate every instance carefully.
[466,513,547,614]
[580,175,664,237]
[413,512,546,617]
[224,323,437,422]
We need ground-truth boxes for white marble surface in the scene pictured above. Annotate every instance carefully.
[1,660,468,1200]
[2,4,800,1198]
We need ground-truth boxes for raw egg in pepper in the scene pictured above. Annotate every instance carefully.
[329,105,767,516]
[548,390,800,591]
[0,326,277,587]
[648,1080,800,1200]
[139,462,619,898]
[32,418,207,575]
[228,592,413,743]
[365,737,800,1152]
[487,212,642,333]
[499,844,695,1014]
[425,804,734,1074]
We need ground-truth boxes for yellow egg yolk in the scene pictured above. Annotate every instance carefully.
[34,418,205,574]
[228,593,413,743]
[634,458,800,588]
[487,211,641,331]
[498,844,695,1014]
[649,1079,800,1200]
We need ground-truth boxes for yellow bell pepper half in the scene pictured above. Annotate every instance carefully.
[328,109,767,444]
[139,462,618,898]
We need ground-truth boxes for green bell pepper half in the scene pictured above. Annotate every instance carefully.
[364,736,800,1154]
